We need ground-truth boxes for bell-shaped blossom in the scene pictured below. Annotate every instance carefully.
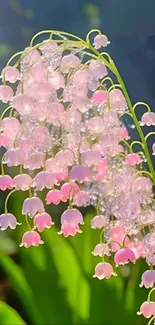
[119,127,130,140]
[22,197,45,217]
[125,153,141,166]
[55,150,74,167]
[59,208,84,237]
[140,270,155,289]
[91,215,106,229]
[20,231,44,248]
[137,301,155,319]
[33,171,57,191]
[0,85,13,103]
[34,212,54,232]
[2,66,20,83]
[87,116,104,133]
[114,248,136,266]
[23,152,45,170]
[88,60,107,79]
[0,213,20,230]
[93,34,109,49]
[61,54,80,73]
[73,190,90,207]
[141,112,155,126]
[132,177,152,197]
[109,225,130,252]
[12,94,35,115]
[93,262,116,280]
[1,117,21,141]
[109,89,127,111]
[92,244,111,257]
[30,62,47,80]
[81,150,101,167]
[128,240,145,260]
[4,148,24,167]
[0,133,9,148]
[46,190,61,205]
[48,71,65,90]
[70,165,92,182]
[0,175,13,191]
[92,90,107,104]
[60,182,80,202]
[12,174,32,191]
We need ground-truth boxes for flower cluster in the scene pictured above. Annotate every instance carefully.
[0,29,155,323]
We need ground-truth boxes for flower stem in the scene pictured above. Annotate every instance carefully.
[25,214,32,231]
[148,316,155,325]
[5,189,17,213]
[148,287,155,302]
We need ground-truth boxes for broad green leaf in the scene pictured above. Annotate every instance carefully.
[0,301,26,325]
[44,228,90,322]
[0,252,43,324]
[125,260,147,324]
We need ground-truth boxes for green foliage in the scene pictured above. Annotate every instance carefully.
[0,191,146,324]
[0,203,147,324]
[0,301,26,325]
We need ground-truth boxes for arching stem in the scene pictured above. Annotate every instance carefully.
[5,189,17,213]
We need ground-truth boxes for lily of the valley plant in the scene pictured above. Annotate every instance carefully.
[0,29,155,324]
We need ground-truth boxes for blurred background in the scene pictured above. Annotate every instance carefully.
[0,0,155,324]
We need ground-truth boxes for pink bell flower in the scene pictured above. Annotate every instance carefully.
[119,127,130,140]
[60,182,80,202]
[92,90,107,104]
[87,116,104,132]
[34,212,54,232]
[140,270,155,289]
[46,190,61,205]
[0,213,20,230]
[23,152,45,170]
[12,94,35,115]
[141,112,155,126]
[114,248,136,266]
[91,215,106,229]
[12,174,32,191]
[93,34,110,49]
[1,117,21,141]
[58,208,84,237]
[93,262,117,280]
[128,240,145,260]
[4,148,24,167]
[73,190,90,207]
[137,301,155,319]
[81,150,101,167]
[0,134,9,148]
[92,243,111,257]
[0,175,13,191]
[0,85,13,103]
[109,225,130,252]
[88,60,107,79]
[61,54,80,73]
[48,71,65,90]
[22,197,45,217]
[2,66,20,83]
[125,153,141,166]
[33,171,57,191]
[152,143,155,155]
[109,89,127,111]
[55,150,74,167]
[70,165,92,182]
[20,231,44,248]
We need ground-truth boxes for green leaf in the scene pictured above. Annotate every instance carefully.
[0,252,43,324]
[0,301,26,325]
[43,227,90,322]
